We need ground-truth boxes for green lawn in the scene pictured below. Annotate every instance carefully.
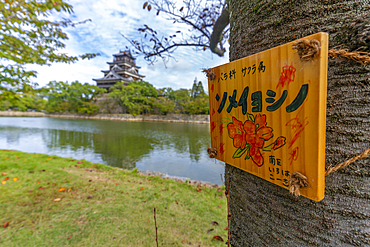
[0,150,227,246]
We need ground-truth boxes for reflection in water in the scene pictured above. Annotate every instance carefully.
[0,117,224,184]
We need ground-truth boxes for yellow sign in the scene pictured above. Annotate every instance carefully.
[208,33,328,201]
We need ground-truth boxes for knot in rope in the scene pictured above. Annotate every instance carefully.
[292,39,321,61]
[207,147,218,158]
[289,172,309,197]
[203,69,216,81]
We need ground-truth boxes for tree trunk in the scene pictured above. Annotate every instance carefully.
[227,1,370,246]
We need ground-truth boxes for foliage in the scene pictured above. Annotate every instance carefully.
[152,97,176,115]
[0,0,99,96]
[44,81,104,115]
[184,96,209,115]
[191,78,206,99]
[124,0,229,64]
[108,81,158,115]
[0,150,227,246]
[0,93,46,111]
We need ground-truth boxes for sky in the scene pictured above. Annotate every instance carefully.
[27,0,229,91]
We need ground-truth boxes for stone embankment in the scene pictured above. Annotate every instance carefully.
[0,111,45,117]
[137,170,220,187]
[0,111,210,124]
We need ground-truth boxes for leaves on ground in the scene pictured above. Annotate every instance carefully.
[212,236,223,241]
[211,221,219,226]
[3,222,10,228]
[58,188,67,192]
[53,198,61,202]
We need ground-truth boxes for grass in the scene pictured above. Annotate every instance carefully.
[0,150,227,246]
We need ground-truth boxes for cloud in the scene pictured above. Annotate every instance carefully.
[26,0,229,91]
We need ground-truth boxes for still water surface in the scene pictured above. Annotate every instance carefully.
[0,117,224,184]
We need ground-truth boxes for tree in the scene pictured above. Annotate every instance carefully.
[190,77,206,99]
[108,81,158,115]
[124,0,229,63]
[225,1,370,246]
[0,0,99,95]
[44,80,104,114]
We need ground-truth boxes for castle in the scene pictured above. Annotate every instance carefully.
[93,50,145,91]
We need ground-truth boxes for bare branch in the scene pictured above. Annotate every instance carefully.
[125,0,229,64]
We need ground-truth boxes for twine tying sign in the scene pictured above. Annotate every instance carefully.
[293,39,370,64]
[289,148,370,197]
[203,68,216,80]
[207,147,218,158]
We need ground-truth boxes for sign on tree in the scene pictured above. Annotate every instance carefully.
[207,33,328,201]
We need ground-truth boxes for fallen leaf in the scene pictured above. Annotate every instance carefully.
[224,227,229,230]
[58,188,67,192]
[67,234,72,239]
[217,188,221,192]
[17,157,20,159]
[88,180,92,182]
[38,186,45,190]
[53,198,61,202]
[4,157,8,159]
[132,185,135,187]
[142,200,146,203]
[1,181,5,185]
[71,191,77,194]
[46,158,51,161]
[175,200,178,204]
[23,158,26,161]
[196,188,201,192]
[1,172,7,176]
[3,222,9,228]
[13,178,18,181]
[211,221,219,226]
[3,177,9,181]
[29,171,35,173]
[68,188,72,192]
[218,205,221,208]
[39,169,45,172]
[87,196,92,199]
[37,181,40,183]
[212,236,223,241]
[207,228,214,234]
[115,183,118,186]
[139,188,144,191]
[77,161,83,164]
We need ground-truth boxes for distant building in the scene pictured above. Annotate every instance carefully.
[93,50,145,92]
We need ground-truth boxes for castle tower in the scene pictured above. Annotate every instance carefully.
[93,50,145,91]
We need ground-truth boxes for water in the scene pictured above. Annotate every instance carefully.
[0,117,224,184]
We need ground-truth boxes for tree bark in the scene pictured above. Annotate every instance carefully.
[227,0,370,246]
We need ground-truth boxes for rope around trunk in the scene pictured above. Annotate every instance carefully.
[293,39,370,64]
[289,148,370,197]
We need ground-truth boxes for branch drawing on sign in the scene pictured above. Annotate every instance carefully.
[227,114,286,167]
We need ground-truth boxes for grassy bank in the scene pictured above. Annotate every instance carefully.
[0,150,227,246]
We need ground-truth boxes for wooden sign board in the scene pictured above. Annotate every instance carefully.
[208,33,328,201]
